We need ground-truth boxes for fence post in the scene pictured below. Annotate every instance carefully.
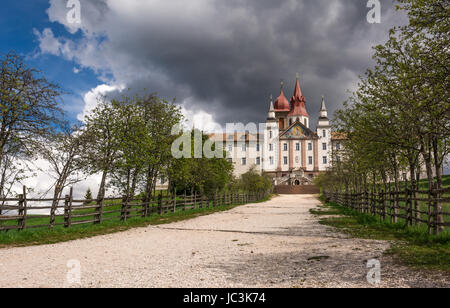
[142,195,147,218]
[427,185,432,234]
[95,193,104,224]
[158,193,163,215]
[121,195,128,222]
[388,184,393,223]
[64,187,73,228]
[183,190,186,212]
[173,188,177,213]
[405,185,410,226]
[64,194,70,228]
[166,191,170,214]
[381,190,386,221]
[433,183,438,235]
[358,192,362,212]
[194,191,197,209]
[17,193,24,230]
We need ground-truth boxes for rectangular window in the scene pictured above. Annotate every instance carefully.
[308,143,312,151]
[296,143,300,151]
[256,157,261,165]
[322,143,327,151]
[242,144,246,152]
[256,144,260,152]
[242,158,247,165]
[269,130,273,138]
[228,145,233,152]
[308,156,313,165]
[323,130,326,138]
[269,144,273,151]
[284,156,288,165]
[269,157,274,165]
[227,158,233,163]
[283,143,288,151]
[323,156,327,164]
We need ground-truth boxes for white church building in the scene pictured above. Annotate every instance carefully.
[209,76,345,186]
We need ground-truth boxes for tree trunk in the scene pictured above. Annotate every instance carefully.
[432,137,444,232]
[409,163,418,224]
[130,168,140,199]
[96,169,108,201]
[421,138,438,233]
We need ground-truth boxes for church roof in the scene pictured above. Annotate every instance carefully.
[321,96,327,111]
[288,77,309,118]
[274,82,290,112]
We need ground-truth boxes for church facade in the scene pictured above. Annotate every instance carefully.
[209,76,344,186]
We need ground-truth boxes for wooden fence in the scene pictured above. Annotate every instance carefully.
[0,187,269,232]
[323,185,450,235]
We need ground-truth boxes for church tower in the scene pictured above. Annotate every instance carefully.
[287,74,310,128]
[264,95,279,172]
[316,96,331,170]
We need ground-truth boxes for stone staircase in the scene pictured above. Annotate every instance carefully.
[274,185,320,195]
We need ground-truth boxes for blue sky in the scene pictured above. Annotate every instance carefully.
[0,0,99,122]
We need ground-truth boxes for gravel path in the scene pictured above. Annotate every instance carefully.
[0,194,448,288]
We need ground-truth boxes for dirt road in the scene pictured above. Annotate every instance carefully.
[0,194,447,288]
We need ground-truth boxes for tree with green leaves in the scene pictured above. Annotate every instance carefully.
[82,97,123,200]
[84,188,93,205]
[239,166,272,194]
[36,125,86,227]
[0,51,63,197]
[168,129,234,196]
[323,0,449,232]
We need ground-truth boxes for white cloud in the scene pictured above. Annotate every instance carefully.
[77,83,124,121]
[12,159,102,200]
[180,101,222,133]
[33,28,62,56]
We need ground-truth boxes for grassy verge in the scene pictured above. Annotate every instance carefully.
[0,195,273,249]
[311,197,450,273]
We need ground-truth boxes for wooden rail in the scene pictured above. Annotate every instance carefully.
[323,185,450,235]
[0,186,270,232]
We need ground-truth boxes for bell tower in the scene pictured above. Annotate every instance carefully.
[264,95,279,172]
[316,96,331,170]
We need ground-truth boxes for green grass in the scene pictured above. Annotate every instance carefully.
[311,198,450,273]
[0,194,273,248]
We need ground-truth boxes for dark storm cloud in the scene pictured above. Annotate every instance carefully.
[46,0,407,128]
